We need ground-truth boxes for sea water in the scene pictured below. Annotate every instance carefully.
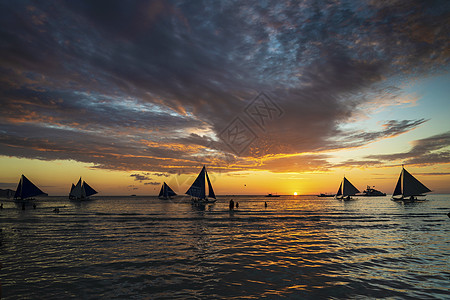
[0,195,449,299]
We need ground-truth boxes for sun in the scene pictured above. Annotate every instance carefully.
[293,192,298,196]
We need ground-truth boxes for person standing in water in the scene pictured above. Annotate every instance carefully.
[229,199,235,210]
[264,202,267,208]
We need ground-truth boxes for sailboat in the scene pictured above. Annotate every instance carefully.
[186,166,217,204]
[69,177,98,200]
[14,174,47,201]
[158,182,177,199]
[335,176,360,200]
[391,166,431,201]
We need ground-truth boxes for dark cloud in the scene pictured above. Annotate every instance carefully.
[144,182,160,186]
[0,0,449,173]
[363,131,450,166]
[130,174,152,182]
[330,119,429,150]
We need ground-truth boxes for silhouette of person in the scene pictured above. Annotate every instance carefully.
[33,203,36,209]
[264,201,267,208]
[229,199,234,210]
[236,202,239,208]
[0,203,3,209]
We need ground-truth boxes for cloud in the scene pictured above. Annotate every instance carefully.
[130,174,152,182]
[0,0,449,174]
[330,119,428,150]
[361,131,450,166]
[144,182,160,186]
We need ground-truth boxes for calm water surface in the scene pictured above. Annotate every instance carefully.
[1,195,449,299]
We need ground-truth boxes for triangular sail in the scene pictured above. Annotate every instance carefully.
[70,178,85,199]
[402,168,431,197]
[165,183,176,197]
[70,183,75,195]
[186,166,209,199]
[205,169,216,199]
[82,181,98,197]
[392,173,402,196]
[14,175,45,200]
[158,185,164,197]
[336,182,342,196]
[342,177,359,196]
[14,177,23,199]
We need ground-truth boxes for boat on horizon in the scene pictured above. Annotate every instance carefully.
[361,185,386,196]
[317,193,335,197]
[335,176,360,200]
[186,166,217,205]
[69,177,98,200]
[265,193,280,197]
[14,174,47,201]
[391,166,431,201]
[158,182,177,200]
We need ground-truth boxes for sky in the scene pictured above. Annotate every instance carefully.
[0,0,449,196]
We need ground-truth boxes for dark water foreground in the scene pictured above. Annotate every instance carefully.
[1,195,449,299]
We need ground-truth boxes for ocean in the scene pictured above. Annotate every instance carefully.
[1,195,449,299]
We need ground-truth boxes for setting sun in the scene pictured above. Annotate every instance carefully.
[293,192,298,196]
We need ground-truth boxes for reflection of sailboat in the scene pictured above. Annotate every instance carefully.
[69,177,98,200]
[335,176,360,200]
[186,166,216,204]
[14,174,47,201]
[391,166,431,201]
[158,182,177,199]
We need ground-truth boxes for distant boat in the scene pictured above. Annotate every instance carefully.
[317,193,335,197]
[391,166,431,201]
[335,176,360,200]
[186,166,216,204]
[265,193,280,197]
[69,177,98,200]
[158,182,177,199]
[0,188,15,199]
[361,185,386,196]
[14,174,47,201]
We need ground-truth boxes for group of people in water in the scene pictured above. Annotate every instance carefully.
[229,199,269,210]
[0,202,60,213]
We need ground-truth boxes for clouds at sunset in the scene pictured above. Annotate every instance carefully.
[1,0,449,175]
